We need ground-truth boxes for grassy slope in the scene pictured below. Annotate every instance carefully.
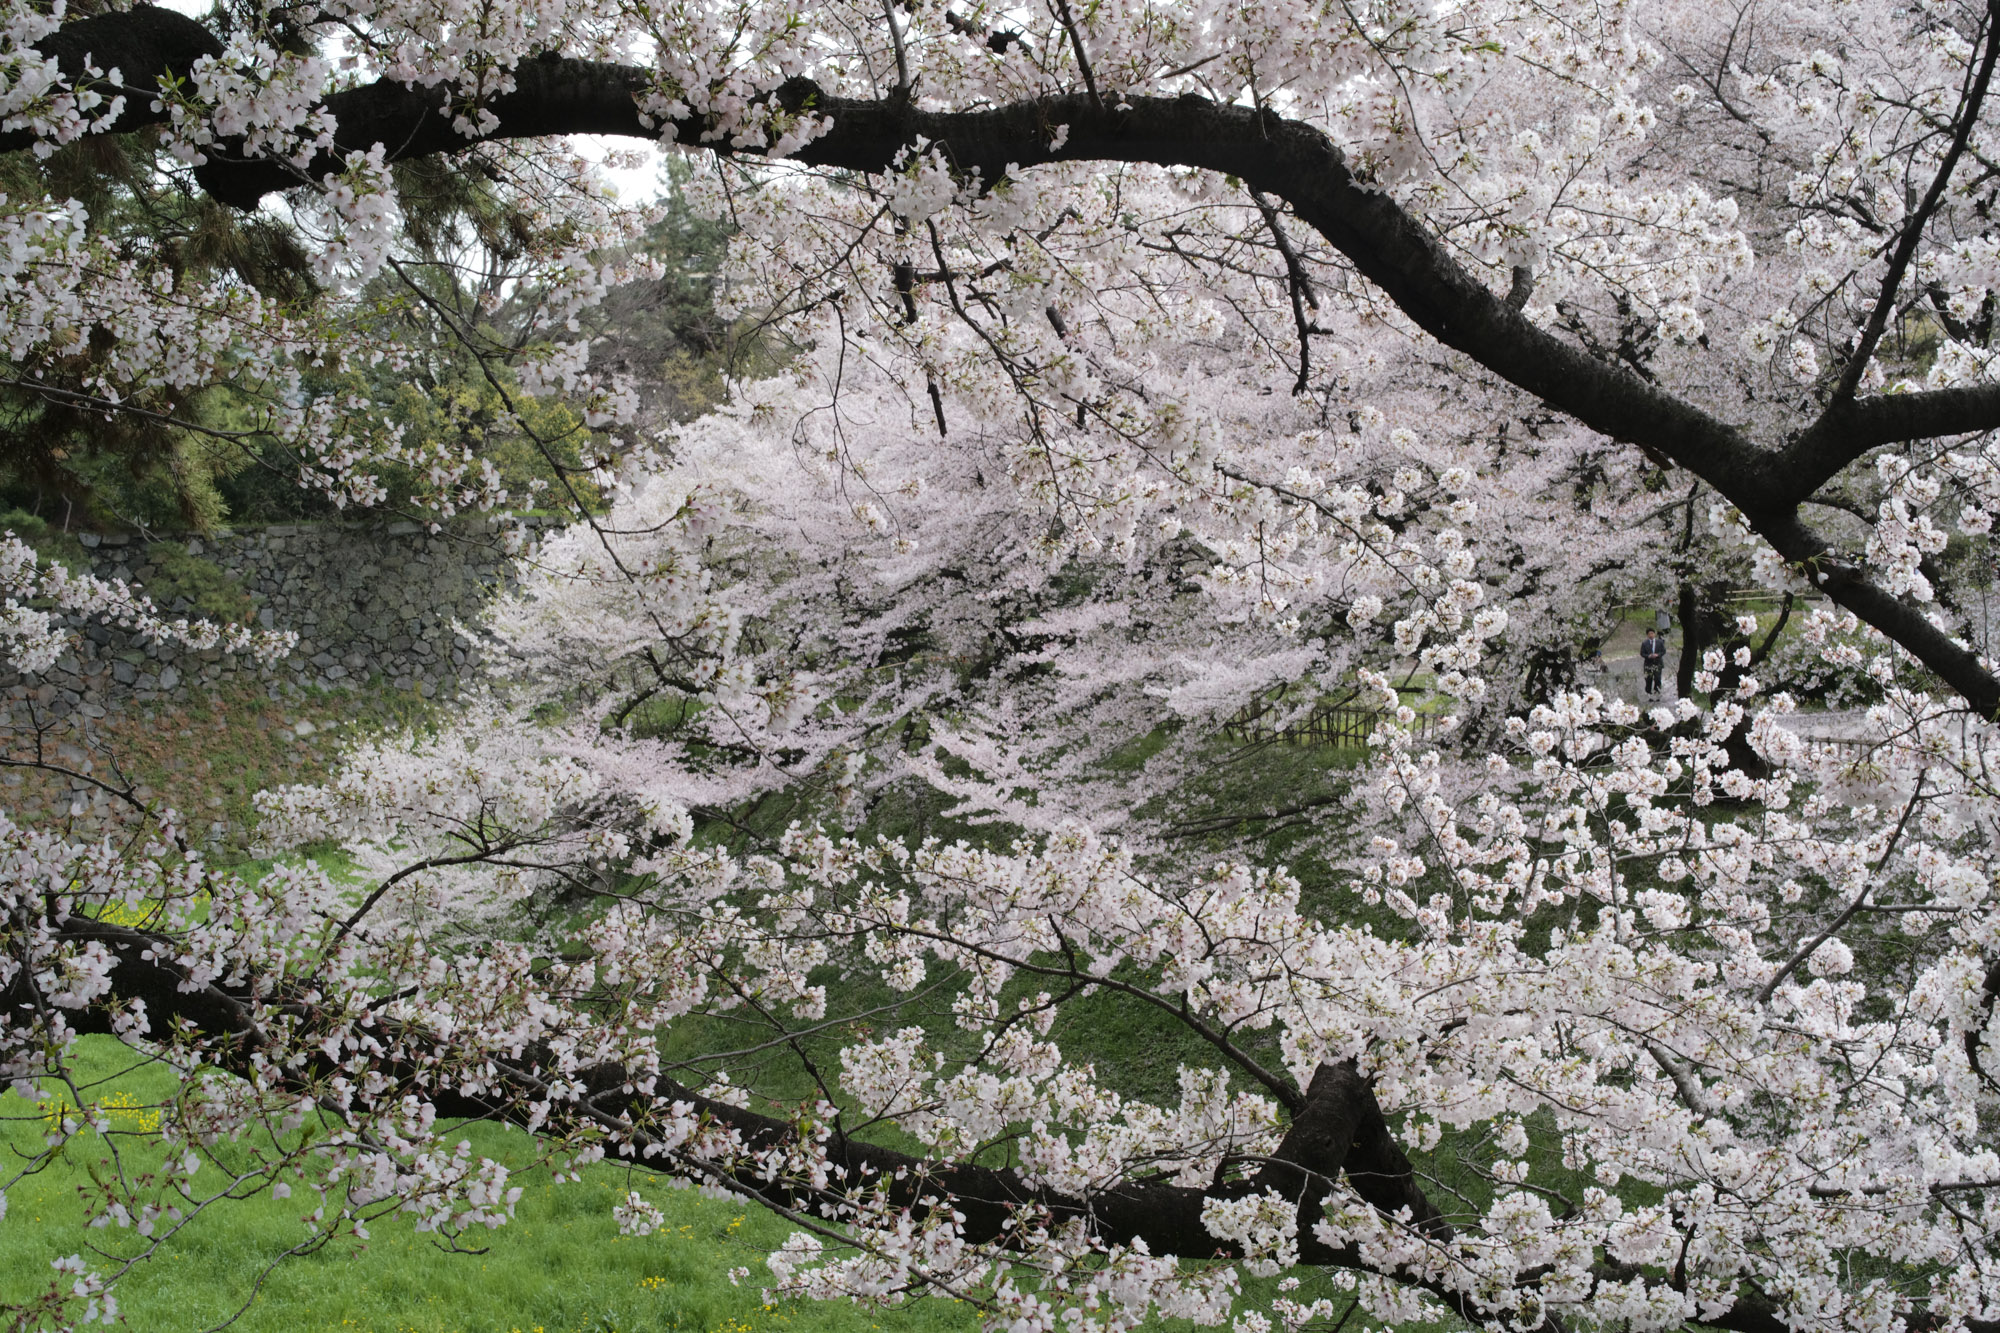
[1,1037,1357,1333]
[1,1039,979,1333]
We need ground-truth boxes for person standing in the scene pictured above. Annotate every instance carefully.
[1640,628,1667,698]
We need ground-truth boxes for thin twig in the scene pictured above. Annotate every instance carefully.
[1251,189,1319,394]
[1758,768,1928,1003]
[1050,0,1102,110]
[1828,1,2000,404]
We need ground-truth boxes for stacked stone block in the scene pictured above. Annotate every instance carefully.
[52,515,545,703]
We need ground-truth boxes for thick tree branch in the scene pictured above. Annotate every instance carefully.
[15,6,223,137]
[0,7,1795,518]
[1966,957,2000,1088]
[1757,509,2000,715]
[0,14,1870,508]
[1780,382,2000,499]
[1,914,1480,1316]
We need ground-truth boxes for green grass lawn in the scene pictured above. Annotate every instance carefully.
[1,1040,981,1333]
[1,1038,1360,1333]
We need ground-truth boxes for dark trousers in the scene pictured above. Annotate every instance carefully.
[1643,662,1663,694]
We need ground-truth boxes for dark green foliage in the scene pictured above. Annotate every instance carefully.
[0,144,748,535]
[0,133,320,532]
[0,506,89,572]
[134,541,258,622]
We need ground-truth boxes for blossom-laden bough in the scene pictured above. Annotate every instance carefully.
[1,0,1997,707]
[10,421,2000,1332]
[8,0,2000,1330]
[12,661,2000,1333]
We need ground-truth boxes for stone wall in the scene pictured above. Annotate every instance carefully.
[0,516,549,848]
[64,515,548,704]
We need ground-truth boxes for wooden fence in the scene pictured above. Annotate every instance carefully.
[1222,699,1981,770]
[1220,714,1944,767]
[1221,701,1446,747]
[1797,735,1875,765]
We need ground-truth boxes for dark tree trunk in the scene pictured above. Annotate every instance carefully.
[1676,582,1701,701]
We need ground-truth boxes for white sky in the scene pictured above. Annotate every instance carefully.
[574,139,670,206]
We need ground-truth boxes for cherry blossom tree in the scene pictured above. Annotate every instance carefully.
[7,0,2000,1331]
